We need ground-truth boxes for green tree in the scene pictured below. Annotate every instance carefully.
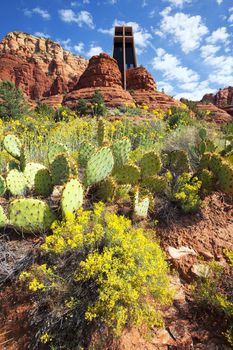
[35,103,54,118]
[92,90,106,116]
[0,81,29,120]
[77,98,88,116]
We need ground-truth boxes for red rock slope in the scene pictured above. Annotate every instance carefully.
[202,87,233,117]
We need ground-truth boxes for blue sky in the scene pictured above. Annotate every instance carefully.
[0,0,233,100]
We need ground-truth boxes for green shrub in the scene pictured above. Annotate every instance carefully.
[166,107,192,129]
[77,98,88,116]
[174,173,202,213]
[0,80,29,120]
[19,203,172,348]
[34,103,54,117]
[193,258,233,346]
[92,90,106,116]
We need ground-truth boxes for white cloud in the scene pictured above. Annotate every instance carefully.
[98,20,152,53]
[229,14,233,23]
[166,0,192,7]
[74,42,85,54]
[86,45,103,57]
[204,54,233,86]
[59,9,95,29]
[206,27,230,45]
[175,87,216,101]
[157,81,174,95]
[34,32,50,38]
[200,44,221,58]
[155,11,208,53]
[152,48,199,84]
[216,0,223,4]
[57,38,73,51]
[24,7,51,20]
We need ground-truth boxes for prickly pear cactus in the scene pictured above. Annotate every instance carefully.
[142,175,167,193]
[34,168,53,197]
[0,205,7,227]
[48,143,68,164]
[7,160,19,172]
[85,147,114,186]
[61,178,84,216]
[78,142,96,167]
[140,152,162,178]
[20,146,27,171]
[114,164,140,185]
[198,169,214,194]
[218,161,233,195]
[199,152,212,170]
[112,138,131,169]
[95,177,116,202]
[209,153,222,175]
[50,153,76,185]
[0,175,6,196]
[6,169,27,196]
[3,135,22,160]
[133,189,150,219]
[9,198,56,232]
[24,162,46,190]
[226,150,233,165]
[199,128,207,141]
[97,118,107,147]
[167,150,190,175]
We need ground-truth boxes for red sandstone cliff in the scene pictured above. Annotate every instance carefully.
[201,87,233,117]
[0,32,88,100]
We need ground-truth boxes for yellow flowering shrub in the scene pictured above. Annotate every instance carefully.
[20,203,172,348]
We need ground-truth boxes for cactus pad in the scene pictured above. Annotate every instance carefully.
[200,152,212,170]
[199,128,207,141]
[95,177,116,202]
[85,147,114,186]
[61,178,84,216]
[50,153,75,185]
[140,152,162,178]
[167,150,190,175]
[34,168,53,197]
[142,175,167,193]
[112,138,131,169]
[48,143,68,164]
[133,190,150,219]
[9,198,56,233]
[6,169,27,196]
[24,162,46,190]
[199,169,214,194]
[97,118,107,146]
[209,153,222,175]
[78,142,96,167]
[3,135,22,160]
[218,161,233,195]
[0,205,7,227]
[114,164,140,185]
[0,175,6,196]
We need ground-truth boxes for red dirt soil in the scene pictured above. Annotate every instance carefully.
[0,192,232,349]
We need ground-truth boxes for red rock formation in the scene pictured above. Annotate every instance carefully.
[126,67,156,91]
[0,32,88,102]
[126,67,182,112]
[64,53,134,108]
[196,103,232,124]
[202,87,233,117]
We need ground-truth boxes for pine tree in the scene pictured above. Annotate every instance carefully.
[0,81,29,120]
